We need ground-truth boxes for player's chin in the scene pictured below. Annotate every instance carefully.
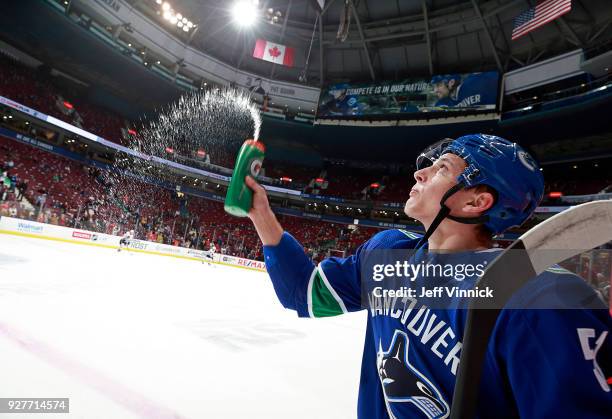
[403,198,419,218]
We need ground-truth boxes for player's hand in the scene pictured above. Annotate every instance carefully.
[245,175,271,220]
[244,175,283,246]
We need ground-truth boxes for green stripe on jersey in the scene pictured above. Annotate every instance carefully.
[310,270,344,318]
[399,229,421,240]
[545,266,574,275]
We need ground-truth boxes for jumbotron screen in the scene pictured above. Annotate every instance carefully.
[316,71,499,118]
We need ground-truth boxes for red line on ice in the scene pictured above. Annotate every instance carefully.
[0,322,185,419]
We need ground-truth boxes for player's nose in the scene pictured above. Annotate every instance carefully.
[414,167,428,184]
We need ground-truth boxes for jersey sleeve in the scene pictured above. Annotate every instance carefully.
[263,229,420,319]
[495,270,612,418]
[263,231,366,318]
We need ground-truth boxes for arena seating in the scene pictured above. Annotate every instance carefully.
[0,55,412,201]
[0,55,125,145]
[1,135,386,261]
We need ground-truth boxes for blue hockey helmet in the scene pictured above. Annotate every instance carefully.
[328,83,351,98]
[416,134,544,238]
[430,74,461,85]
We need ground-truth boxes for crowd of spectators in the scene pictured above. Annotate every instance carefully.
[0,54,125,144]
[3,51,612,207]
[0,53,416,203]
[3,136,608,303]
[0,135,381,262]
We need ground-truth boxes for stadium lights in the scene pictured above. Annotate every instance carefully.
[232,1,258,27]
[158,2,195,32]
[264,7,282,24]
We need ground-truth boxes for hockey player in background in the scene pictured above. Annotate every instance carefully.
[430,73,498,109]
[117,229,134,252]
[202,242,216,266]
[245,134,611,418]
[319,85,367,116]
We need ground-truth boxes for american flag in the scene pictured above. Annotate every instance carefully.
[512,0,572,40]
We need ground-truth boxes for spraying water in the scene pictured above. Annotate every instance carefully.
[92,88,262,236]
[137,88,262,157]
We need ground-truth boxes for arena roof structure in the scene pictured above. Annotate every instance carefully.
[126,0,612,85]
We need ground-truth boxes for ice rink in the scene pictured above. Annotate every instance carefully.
[0,233,367,419]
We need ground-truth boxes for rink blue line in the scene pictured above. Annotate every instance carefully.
[0,230,266,273]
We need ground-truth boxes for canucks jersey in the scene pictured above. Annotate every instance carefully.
[263,229,612,418]
[320,94,364,116]
[452,72,498,109]
[434,97,456,108]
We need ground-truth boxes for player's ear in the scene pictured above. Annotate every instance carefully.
[462,189,495,214]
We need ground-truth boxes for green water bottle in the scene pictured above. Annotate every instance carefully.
[224,139,265,217]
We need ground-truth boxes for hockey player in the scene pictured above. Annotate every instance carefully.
[430,75,462,107]
[244,134,612,418]
[117,229,134,252]
[430,73,498,109]
[320,85,367,116]
[202,242,216,266]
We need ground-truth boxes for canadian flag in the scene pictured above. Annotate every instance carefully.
[253,39,295,67]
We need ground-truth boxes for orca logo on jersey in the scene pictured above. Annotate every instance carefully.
[377,330,449,419]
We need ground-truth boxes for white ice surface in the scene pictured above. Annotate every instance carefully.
[0,234,367,419]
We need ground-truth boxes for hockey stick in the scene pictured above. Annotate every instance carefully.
[450,200,612,419]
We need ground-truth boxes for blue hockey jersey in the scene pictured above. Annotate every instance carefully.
[263,229,612,418]
[452,72,499,109]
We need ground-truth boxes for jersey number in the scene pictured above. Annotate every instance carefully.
[577,328,610,392]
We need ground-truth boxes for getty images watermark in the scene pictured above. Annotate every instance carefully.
[371,259,491,299]
[360,249,610,310]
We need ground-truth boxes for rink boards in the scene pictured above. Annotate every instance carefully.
[0,216,266,272]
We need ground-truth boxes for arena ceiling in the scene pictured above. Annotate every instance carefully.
[127,0,612,86]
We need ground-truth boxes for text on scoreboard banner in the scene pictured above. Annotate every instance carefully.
[317,71,499,117]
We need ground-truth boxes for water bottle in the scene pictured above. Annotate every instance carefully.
[224,139,265,217]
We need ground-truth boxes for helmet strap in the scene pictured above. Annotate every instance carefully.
[416,183,490,248]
